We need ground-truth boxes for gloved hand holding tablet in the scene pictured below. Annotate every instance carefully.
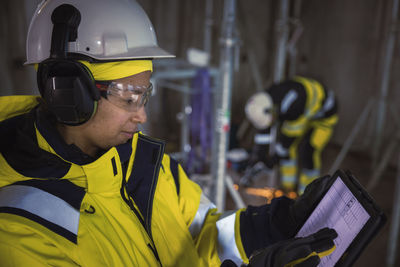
[295,170,386,267]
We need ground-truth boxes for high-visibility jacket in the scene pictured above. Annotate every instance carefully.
[268,76,338,158]
[0,95,294,267]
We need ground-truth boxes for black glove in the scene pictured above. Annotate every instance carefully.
[291,175,333,231]
[248,228,338,267]
[273,175,334,238]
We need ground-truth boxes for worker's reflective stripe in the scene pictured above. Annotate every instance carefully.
[275,143,289,157]
[280,159,296,168]
[216,212,242,266]
[314,90,335,119]
[254,133,271,144]
[323,91,335,111]
[281,175,296,183]
[281,159,297,180]
[281,90,298,113]
[189,193,216,239]
[0,185,80,236]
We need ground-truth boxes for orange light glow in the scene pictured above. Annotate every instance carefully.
[241,186,298,202]
[244,187,274,200]
[275,190,284,198]
[287,191,298,199]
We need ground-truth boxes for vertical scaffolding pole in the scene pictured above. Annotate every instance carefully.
[204,0,214,55]
[372,0,399,166]
[273,0,290,83]
[386,152,400,267]
[180,80,191,164]
[287,0,303,78]
[211,0,237,211]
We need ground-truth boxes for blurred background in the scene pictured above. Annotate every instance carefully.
[1,0,400,266]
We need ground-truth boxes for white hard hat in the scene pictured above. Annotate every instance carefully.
[245,91,274,130]
[25,0,174,64]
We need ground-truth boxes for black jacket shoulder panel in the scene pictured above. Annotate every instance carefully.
[268,81,306,121]
[0,110,71,178]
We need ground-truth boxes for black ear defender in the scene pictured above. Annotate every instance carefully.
[37,4,100,125]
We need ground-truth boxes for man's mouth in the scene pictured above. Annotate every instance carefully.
[121,131,135,138]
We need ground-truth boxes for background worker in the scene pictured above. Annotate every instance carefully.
[245,76,338,195]
[0,1,337,266]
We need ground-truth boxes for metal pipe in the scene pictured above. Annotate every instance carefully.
[273,0,290,83]
[372,0,399,166]
[180,80,191,164]
[151,67,219,80]
[226,175,245,208]
[155,80,193,94]
[367,135,399,190]
[287,0,303,77]
[386,151,400,267]
[204,0,214,55]
[329,100,373,174]
[268,124,279,188]
[211,0,237,211]
[390,103,400,130]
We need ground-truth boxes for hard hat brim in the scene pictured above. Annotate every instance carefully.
[25,46,175,65]
[75,46,175,61]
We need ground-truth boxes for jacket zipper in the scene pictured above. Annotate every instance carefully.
[120,162,162,266]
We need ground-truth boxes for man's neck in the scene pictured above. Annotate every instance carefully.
[56,123,98,158]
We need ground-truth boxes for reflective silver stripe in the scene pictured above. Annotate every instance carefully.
[314,90,335,119]
[216,211,242,265]
[282,119,307,133]
[254,133,271,144]
[322,91,335,111]
[275,143,288,157]
[281,90,298,114]
[282,175,296,183]
[281,159,296,167]
[0,185,80,235]
[189,193,216,239]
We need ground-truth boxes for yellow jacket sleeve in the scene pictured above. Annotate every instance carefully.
[0,215,79,266]
[167,155,248,266]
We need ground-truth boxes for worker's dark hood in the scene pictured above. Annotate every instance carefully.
[0,106,71,179]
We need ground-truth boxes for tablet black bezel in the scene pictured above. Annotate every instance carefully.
[297,169,386,267]
[334,170,386,267]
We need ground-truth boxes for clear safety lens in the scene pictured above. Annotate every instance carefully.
[105,82,153,111]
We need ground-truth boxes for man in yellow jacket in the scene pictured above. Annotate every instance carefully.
[245,77,338,195]
[0,0,337,266]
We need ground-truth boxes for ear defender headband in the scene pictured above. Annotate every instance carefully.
[37,4,100,125]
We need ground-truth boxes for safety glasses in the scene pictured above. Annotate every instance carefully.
[96,81,153,112]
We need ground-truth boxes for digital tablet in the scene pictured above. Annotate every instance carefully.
[295,169,386,267]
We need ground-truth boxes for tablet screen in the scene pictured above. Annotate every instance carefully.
[295,176,371,267]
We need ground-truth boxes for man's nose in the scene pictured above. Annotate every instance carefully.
[130,105,147,124]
